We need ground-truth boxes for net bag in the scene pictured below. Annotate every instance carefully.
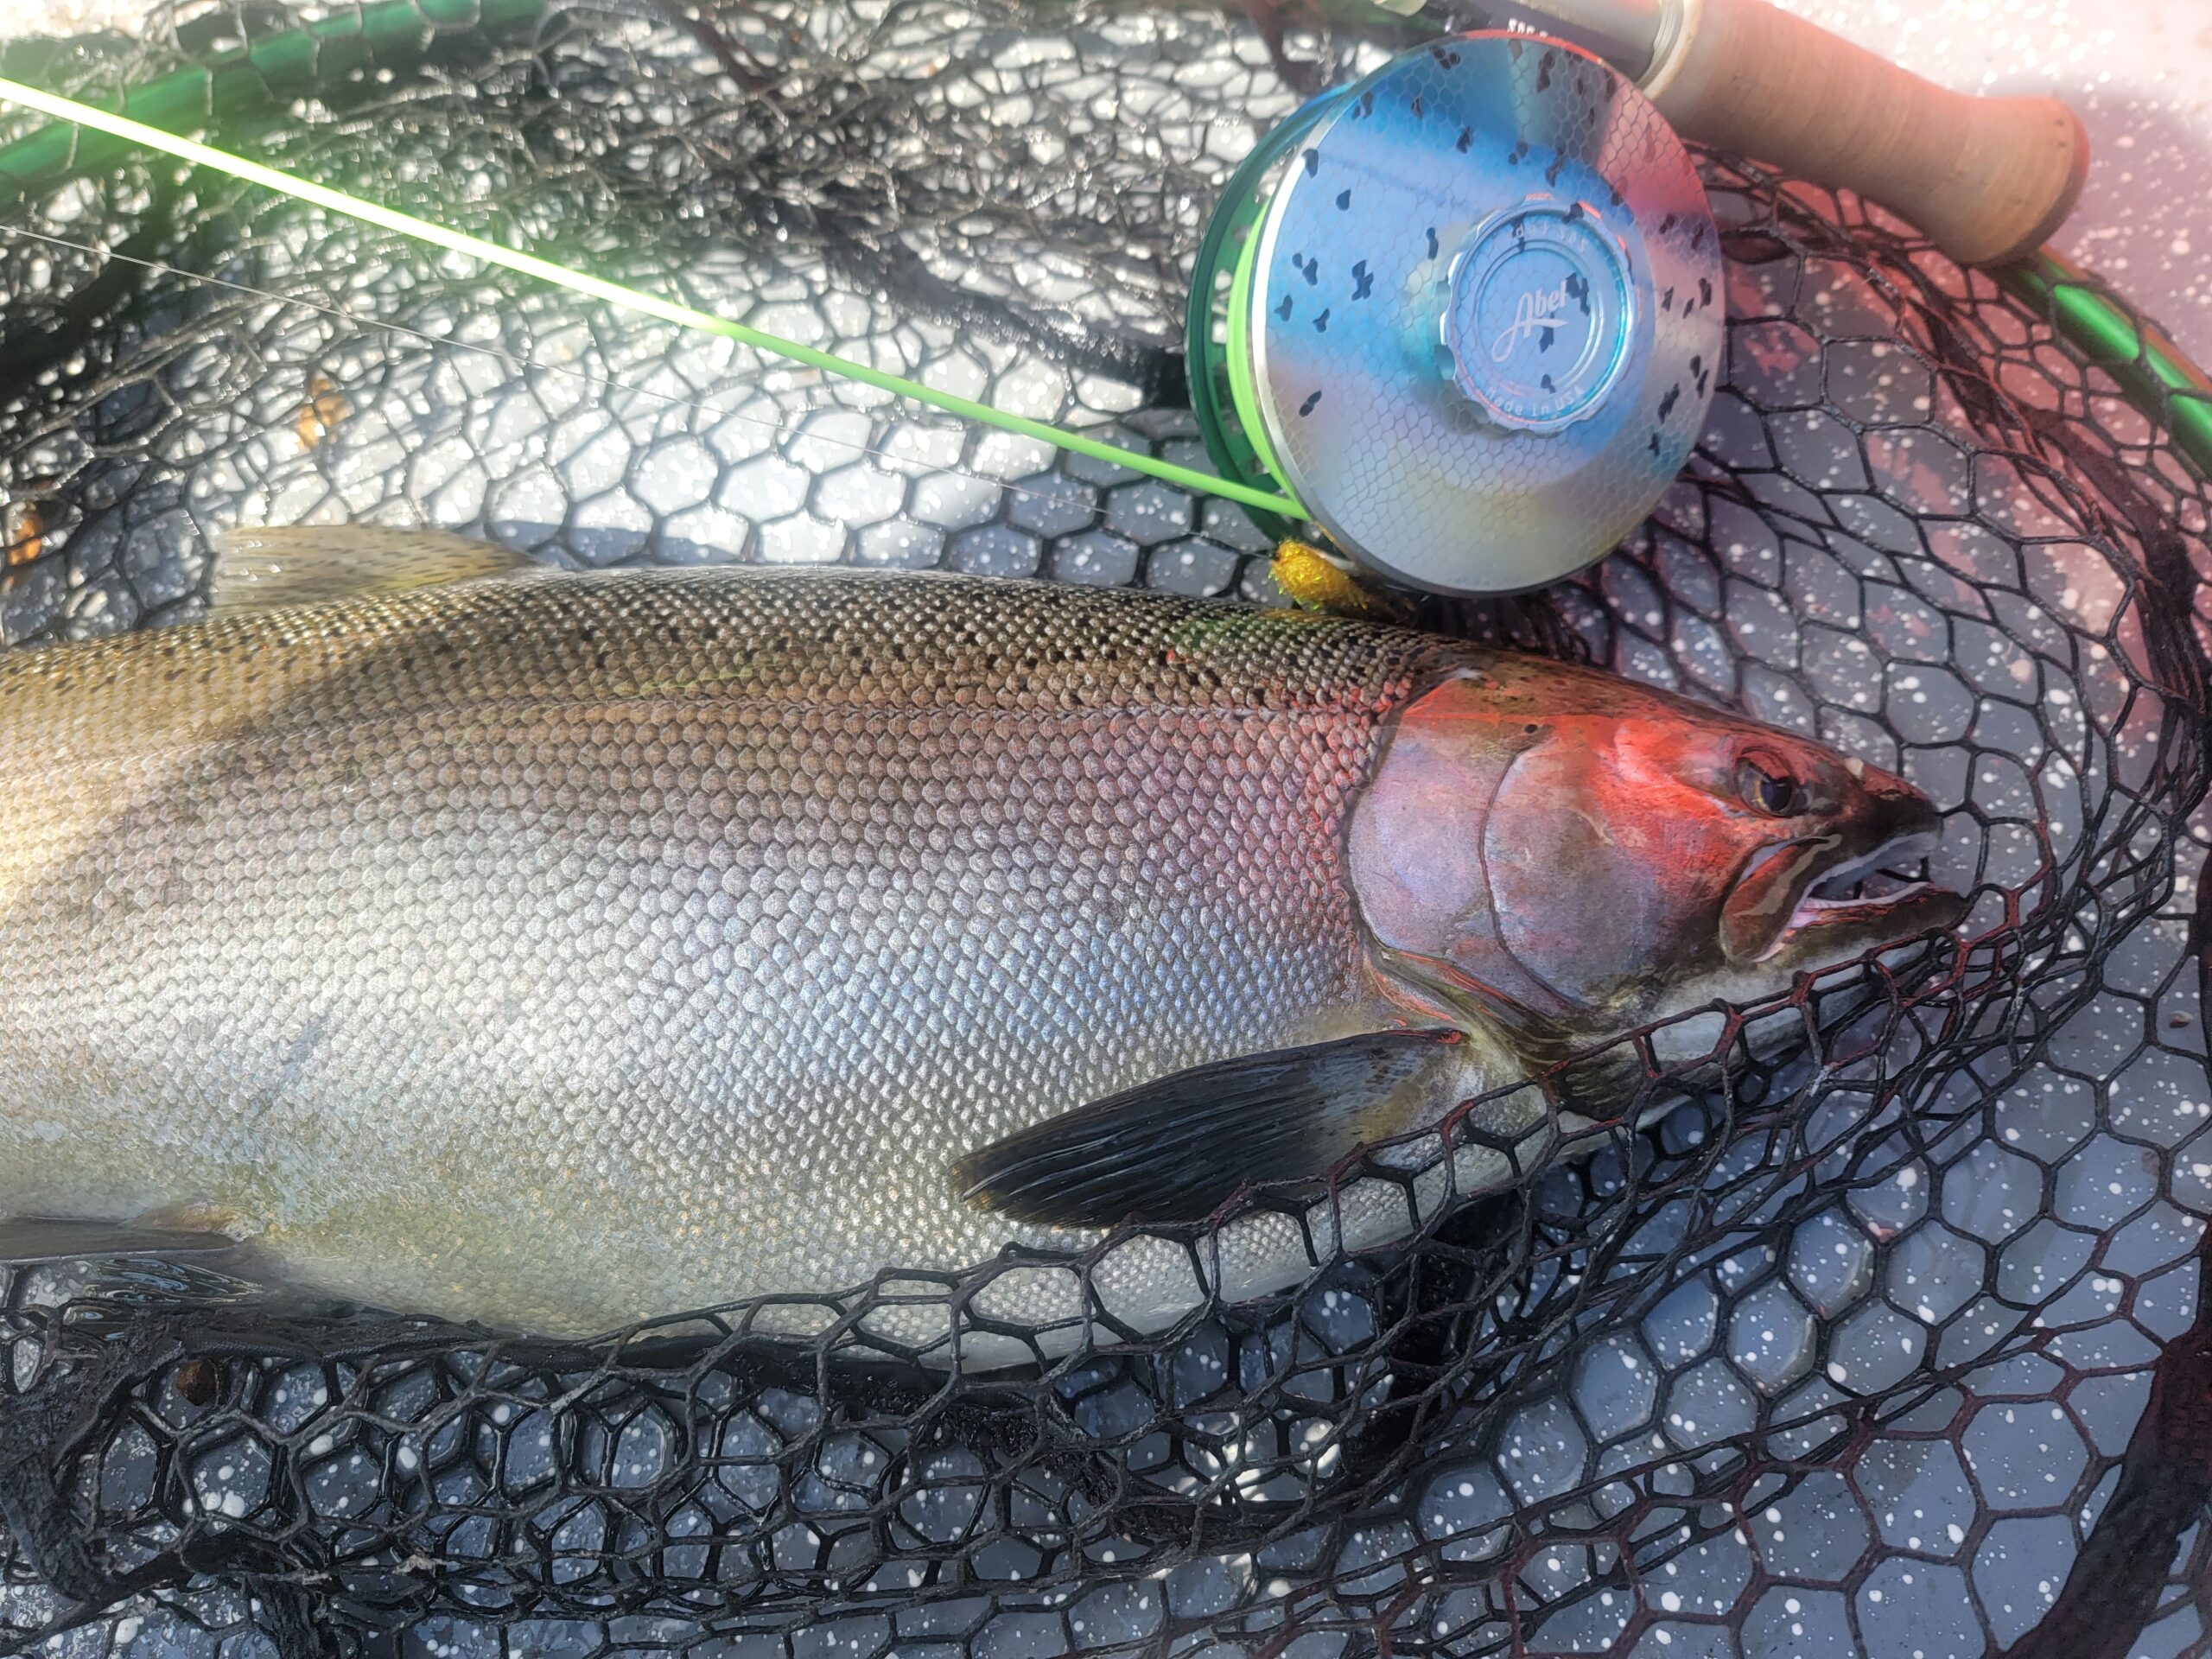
[0,4,2208,1657]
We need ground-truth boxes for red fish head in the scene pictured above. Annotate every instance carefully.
[1349,664,1967,1029]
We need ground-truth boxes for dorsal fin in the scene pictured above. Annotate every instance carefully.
[210,526,540,616]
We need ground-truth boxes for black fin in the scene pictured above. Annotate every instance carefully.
[0,1218,245,1265]
[1391,950,1655,1121]
[950,1028,1466,1229]
[0,1220,369,1325]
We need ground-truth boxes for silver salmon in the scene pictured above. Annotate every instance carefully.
[0,531,1961,1349]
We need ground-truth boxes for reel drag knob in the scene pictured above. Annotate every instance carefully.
[1443,203,1637,435]
[1190,34,1724,596]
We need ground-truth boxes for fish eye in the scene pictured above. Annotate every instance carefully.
[1737,756,1806,817]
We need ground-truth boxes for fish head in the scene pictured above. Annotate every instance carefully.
[1349,664,1967,1032]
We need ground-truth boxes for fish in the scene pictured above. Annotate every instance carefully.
[0,530,1964,1355]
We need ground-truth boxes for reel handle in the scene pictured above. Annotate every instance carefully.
[1643,0,2088,267]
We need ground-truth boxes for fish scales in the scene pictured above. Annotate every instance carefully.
[0,568,1471,1336]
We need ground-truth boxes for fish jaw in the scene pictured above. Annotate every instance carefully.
[1776,829,1967,956]
[1726,798,1967,978]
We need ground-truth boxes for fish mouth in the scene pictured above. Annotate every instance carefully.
[1774,829,1964,955]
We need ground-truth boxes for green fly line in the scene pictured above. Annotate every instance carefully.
[0,74,1308,520]
[1,58,2209,524]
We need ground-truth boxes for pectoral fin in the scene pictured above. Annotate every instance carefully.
[211,526,540,616]
[1381,947,1654,1121]
[950,1028,1467,1229]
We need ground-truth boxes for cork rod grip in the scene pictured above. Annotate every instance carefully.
[1643,0,2088,267]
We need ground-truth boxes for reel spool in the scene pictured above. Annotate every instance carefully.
[1189,34,1725,596]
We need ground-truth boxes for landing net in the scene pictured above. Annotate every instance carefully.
[0,4,2208,1657]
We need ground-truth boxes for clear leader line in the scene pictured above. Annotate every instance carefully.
[0,74,1307,521]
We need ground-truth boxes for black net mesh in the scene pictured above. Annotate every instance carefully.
[1,4,2210,1658]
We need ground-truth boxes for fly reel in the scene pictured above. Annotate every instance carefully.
[1188,33,1725,596]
